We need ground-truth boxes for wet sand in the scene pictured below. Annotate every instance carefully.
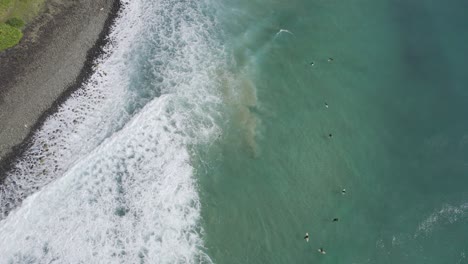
[0,0,121,175]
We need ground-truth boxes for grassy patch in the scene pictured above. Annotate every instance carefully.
[0,0,45,51]
[11,0,45,23]
[1,0,45,23]
[6,17,24,28]
[0,0,15,21]
[0,22,22,51]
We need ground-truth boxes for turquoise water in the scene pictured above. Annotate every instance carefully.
[197,0,468,263]
[0,0,467,262]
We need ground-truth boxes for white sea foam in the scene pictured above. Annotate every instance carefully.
[274,28,294,38]
[415,203,468,237]
[0,0,142,218]
[0,0,225,262]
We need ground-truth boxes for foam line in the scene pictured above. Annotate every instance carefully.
[0,0,226,262]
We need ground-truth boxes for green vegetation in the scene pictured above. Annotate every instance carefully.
[0,0,15,21]
[0,0,45,51]
[6,17,24,28]
[0,23,22,51]
[10,0,45,23]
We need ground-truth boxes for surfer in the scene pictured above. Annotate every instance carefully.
[328,57,334,62]
[325,102,328,108]
[318,248,326,254]
[328,133,333,138]
[333,218,339,222]
[310,61,315,66]
[304,232,309,242]
[342,188,346,195]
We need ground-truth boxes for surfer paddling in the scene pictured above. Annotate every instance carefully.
[304,232,309,242]
[318,247,326,254]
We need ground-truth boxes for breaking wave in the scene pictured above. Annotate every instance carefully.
[0,0,227,262]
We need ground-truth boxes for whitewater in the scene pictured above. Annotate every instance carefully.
[0,0,227,262]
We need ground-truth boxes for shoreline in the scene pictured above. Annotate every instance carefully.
[0,0,122,180]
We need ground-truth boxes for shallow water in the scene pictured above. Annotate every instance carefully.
[0,0,467,263]
[198,0,468,263]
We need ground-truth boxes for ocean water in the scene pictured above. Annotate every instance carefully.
[1,0,468,263]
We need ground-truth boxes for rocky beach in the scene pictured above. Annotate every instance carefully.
[0,0,120,175]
